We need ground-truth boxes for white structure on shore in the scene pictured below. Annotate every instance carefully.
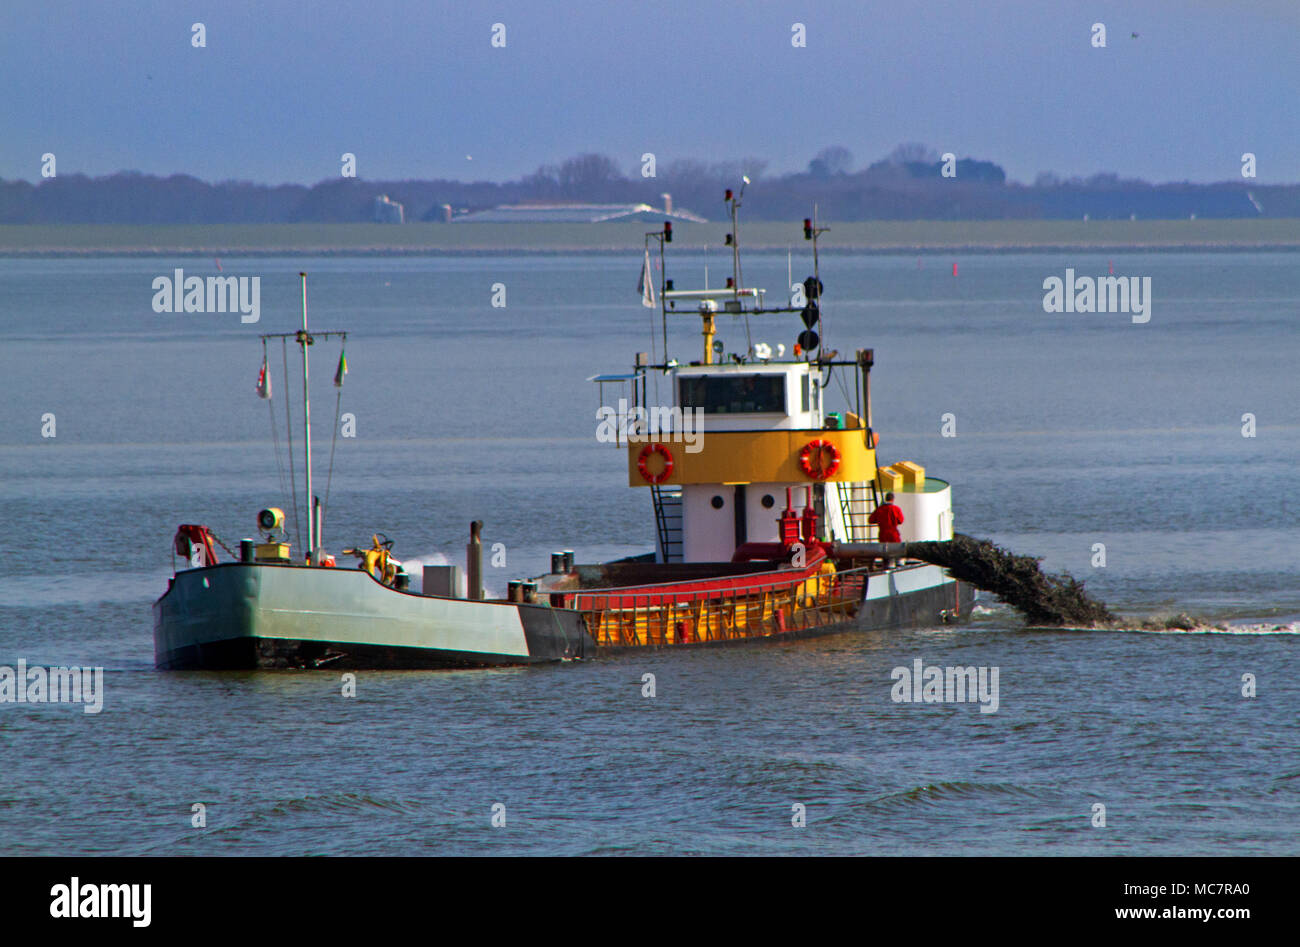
[373,194,405,224]
[451,200,705,224]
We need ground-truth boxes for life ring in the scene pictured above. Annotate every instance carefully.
[799,439,841,480]
[637,443,675,484]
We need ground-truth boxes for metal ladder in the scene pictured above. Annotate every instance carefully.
[837,480,880,541]
[650,485,683,562]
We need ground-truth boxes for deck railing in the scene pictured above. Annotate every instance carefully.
[564,565,873,647]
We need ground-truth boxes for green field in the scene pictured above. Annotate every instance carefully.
[3,219,1300,255]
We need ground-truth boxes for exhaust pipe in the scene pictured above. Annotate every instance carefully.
[467,520,484,601]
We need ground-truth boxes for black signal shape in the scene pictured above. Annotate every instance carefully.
[798,274,822,352]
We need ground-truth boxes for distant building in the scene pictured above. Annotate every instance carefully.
[373,194,405,223]
[451,201,706,224]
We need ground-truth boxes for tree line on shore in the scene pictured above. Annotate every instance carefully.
[3,145,1295,224]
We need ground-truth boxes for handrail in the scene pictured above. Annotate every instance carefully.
[571,562,875,647]
[570,562,875,613]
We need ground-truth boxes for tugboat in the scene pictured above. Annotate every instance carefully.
[154,191,973,670]
[529,186,974,647]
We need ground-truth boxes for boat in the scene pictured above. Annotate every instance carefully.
[528,188,974,647]
[152,275,593,670]
[153,191,973,670]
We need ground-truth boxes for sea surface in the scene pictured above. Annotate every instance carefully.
[0,250,1296,855]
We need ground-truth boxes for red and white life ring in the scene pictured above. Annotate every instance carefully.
[798,439,841,480]
[637,443,675,484]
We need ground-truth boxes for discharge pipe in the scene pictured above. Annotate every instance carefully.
[827,542,909,559]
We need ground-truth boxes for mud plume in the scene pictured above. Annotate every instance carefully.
[904,534,1117,627]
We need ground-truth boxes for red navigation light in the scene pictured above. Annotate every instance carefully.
[726,277,734,288]
[663,221,672,242]
[803,218,813,240]
[725,189,733,201]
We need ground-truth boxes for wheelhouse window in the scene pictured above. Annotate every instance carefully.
[678,374,786,414]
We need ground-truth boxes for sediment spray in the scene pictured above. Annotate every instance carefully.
[904,534,1117,627]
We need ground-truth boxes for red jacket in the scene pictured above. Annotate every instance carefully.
[868,502,904,543]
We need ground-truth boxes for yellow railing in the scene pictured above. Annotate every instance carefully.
[570,567,871,648]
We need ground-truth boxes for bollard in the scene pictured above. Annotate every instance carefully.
[562,550,575,572]
[240,539,255,563]
[551,552,564,574]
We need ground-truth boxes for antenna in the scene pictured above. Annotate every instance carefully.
[298,272,314,562]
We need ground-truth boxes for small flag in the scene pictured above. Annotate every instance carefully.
[638,249,656,308]
[334,349,348,388]
[256,355,271,399]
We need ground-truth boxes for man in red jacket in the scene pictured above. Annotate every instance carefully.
[868,492,905,568]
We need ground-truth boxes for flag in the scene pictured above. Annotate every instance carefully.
[256,355,271,399]
[638,249,656,308]
[334,349,348,388]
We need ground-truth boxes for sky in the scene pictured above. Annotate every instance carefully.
[4,0,1299,186]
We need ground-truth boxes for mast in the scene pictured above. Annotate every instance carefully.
[729,188,741,291]
[645,220,671,378]
[804,207,829,361]
[261,284,347,566]
[298,272,314,562]
[724,177,753,352]
[812,204,822,359]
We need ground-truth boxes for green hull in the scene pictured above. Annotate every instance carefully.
[153,563,594,669]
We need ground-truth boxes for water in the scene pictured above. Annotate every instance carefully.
[1,251,1297,854]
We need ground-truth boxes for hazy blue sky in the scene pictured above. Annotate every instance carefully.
[5,0,1298,185]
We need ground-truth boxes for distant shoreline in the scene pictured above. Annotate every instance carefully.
[3,220,1299,256]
